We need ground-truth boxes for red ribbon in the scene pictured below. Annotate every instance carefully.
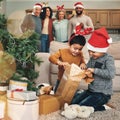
[57,5,64,10]
[69,23,93,42]
[11,89,23,98]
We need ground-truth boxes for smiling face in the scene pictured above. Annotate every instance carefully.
[88,50,105,59]
[75,7,84,16]
[69,44,83,56]
[33,7,41,17]
[58,11,65,20]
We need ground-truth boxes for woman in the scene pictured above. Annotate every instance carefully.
[53,5,68,42]
[40,6,53,52]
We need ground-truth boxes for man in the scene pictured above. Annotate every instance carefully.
[68,2,94,40]
[21,3,42,34]
[21,3,42,51]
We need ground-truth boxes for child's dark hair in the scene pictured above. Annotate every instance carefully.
[69,34,86,46]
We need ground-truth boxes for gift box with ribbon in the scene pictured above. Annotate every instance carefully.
[7,89,38,101]
[9,80,28,91]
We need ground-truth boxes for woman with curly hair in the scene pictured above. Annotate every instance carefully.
[40,6,54,52]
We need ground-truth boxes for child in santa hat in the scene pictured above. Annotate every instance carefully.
[71,27,116,111]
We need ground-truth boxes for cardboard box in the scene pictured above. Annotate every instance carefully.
[39,95,64,115]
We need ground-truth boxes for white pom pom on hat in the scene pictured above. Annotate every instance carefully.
[87,27,112,53]
[74,2,84,9]
[33,3,42,9]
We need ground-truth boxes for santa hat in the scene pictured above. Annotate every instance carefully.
[74,2,84,9]
[87,27,112,53]
[33,3,42,9]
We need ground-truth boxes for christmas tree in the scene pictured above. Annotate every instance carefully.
[0,14,42,90]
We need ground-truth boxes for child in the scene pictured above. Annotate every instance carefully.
[71,27,116,111]
[49,34,86,92]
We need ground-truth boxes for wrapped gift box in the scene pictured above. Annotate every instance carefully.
[9,80,28,90]
[7,90,38,101]
[39,95,64,115]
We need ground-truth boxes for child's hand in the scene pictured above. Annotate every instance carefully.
[57,60,70,67]
[80,63,87,70]
[87,68,94,73]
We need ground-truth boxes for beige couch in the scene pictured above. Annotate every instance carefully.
[35,41,120,91]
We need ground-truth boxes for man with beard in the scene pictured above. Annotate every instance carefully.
[68,2,94,40]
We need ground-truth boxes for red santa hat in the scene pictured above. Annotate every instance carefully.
[33,3,42,9]
[74,2,84,9]
[87,27,112,53]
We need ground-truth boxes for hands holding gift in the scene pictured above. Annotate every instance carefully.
[57,60,70,67]
[57,62,94,84]
[57,60,87,70]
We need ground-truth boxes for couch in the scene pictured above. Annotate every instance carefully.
[35,41,120,91]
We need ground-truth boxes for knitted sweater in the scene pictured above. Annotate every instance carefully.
[21,14,42,35]
[68,14,94,39]
[87,53,116,95]
[49,48,85,80]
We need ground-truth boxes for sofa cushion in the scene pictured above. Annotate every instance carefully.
[50,41,68,54]
[49,41,69,74]
[115,60,120,75]
[113,76,120,91]
[50,41,89,60]
[108,41,120,60]
[35,53,50,85]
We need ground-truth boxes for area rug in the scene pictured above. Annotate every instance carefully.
[39,92,120,120]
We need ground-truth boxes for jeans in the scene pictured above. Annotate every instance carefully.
[53,80,60,93]
[41,34,49,52]
[71,90,111,111]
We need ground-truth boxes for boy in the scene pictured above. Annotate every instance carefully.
[71,27,116,111]
[49,34,86,92]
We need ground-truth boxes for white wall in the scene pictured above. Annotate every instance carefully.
[4,0,120,37]
[6,0,120,16]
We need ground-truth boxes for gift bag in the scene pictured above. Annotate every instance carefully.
[56,64,87,104]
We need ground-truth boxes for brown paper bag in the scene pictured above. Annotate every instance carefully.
[56,64,86,104]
